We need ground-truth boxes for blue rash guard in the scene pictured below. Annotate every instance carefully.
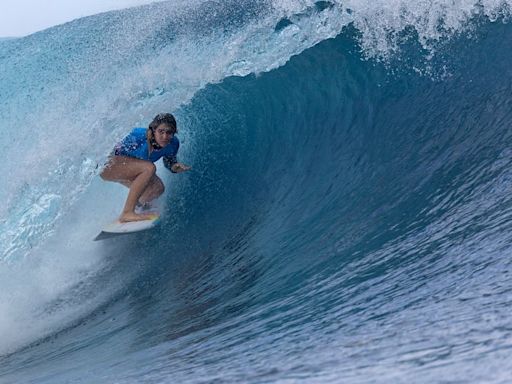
[114,127,180,171]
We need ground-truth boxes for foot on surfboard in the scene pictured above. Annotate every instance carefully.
[119,211,155,223]
[94,212,160,241]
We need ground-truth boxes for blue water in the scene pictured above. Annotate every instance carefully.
[1,1,512,383]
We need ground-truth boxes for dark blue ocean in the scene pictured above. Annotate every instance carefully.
[1,1,512,383]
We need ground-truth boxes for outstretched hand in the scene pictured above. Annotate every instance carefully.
[171,162,192,173]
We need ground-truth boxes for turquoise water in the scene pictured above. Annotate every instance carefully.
[1,1,512,383]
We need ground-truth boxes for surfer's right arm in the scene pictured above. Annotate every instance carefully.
[113,128,146,157]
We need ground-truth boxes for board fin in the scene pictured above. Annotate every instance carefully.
[94,231,129,241]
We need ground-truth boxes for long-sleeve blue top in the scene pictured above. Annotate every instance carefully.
[114,128,179,169]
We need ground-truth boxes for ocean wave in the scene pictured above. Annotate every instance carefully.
[1,1,512,382]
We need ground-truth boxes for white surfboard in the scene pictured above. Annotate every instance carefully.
[94,214,160,241]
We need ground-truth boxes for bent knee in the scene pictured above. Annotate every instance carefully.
[143,162,157,175]
[99,168,111,181]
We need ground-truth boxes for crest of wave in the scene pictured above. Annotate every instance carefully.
[274,0,510,58]
[1,0,510,261]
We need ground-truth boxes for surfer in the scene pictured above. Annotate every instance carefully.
[101,113,191,222]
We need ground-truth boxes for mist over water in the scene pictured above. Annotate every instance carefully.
[1,1,512,383]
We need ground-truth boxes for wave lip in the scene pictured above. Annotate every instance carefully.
[1,1,512,383]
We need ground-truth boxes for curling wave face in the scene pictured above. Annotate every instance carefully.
[1,1,512,383]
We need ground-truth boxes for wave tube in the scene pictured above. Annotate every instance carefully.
[1,1,512,383]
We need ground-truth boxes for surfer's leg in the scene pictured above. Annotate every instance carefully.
[113,175,164,206]
[139,175,165,204]
[100,156,156,222]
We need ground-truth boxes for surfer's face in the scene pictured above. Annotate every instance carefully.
[153,123,174,147]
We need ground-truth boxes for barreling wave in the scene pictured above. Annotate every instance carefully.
[1,1,512,383]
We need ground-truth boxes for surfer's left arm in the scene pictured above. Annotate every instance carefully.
[171,162,192,173]
[162,136,191,173]
[163,156,191,173]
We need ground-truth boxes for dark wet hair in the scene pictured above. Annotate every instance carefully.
[148,113,177,134]
[146,113,177,153]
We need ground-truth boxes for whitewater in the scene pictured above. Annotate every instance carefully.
[1,1,512,383]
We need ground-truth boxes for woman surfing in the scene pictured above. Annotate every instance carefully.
[101,113,191,222]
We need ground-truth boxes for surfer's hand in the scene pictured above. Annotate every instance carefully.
[171,162,192,173]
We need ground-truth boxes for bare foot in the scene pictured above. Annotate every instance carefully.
[119,211,154,223]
